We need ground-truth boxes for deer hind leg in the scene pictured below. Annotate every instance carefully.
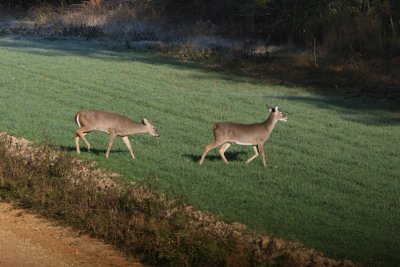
[219,143,231,164]
[122,136,136,160]
[75,128,92,154]
[199,141,224,165]
[245,145,259,164]
[105,131,117,159]
[75,133,81,154]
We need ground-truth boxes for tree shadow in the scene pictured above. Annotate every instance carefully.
[267,95,400,126]
[1,35,399,126]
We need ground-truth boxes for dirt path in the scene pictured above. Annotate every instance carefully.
[0,202,142,267]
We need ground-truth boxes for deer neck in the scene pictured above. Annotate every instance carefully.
[264,115,279,131]
[128,122,148,135]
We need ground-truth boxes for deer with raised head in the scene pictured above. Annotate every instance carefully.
[199,105,287,166]
[74,110,159,159]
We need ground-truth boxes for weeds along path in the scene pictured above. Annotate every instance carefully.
[0,132,358,267]
[0,202,141,267]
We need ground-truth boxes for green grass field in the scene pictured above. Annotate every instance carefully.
[0,36,399,266]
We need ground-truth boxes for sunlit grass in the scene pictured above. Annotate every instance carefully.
[0,36,399,266]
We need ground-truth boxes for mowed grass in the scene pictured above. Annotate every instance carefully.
[0,36,399,266]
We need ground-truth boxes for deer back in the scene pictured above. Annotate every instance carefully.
[76,110,140,136]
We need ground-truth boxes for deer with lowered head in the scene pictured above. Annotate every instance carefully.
[199,105,287,166]
[74,110,159,159]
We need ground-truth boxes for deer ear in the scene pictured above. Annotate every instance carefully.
[142,118,149,125]
[267,105,277,112]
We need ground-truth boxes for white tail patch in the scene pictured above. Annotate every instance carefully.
[76,114,81,127]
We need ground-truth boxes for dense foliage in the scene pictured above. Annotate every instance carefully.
[1,0,81,9]
[2,0,399,55]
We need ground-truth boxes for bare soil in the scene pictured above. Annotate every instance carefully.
[0,201,142,267]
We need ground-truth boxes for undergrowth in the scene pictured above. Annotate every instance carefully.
[0,134,356,267]
[0,140,232,266]
[0,144,228,266]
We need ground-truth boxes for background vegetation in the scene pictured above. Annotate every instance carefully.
[2,0,400,58]
[0,37,399,266]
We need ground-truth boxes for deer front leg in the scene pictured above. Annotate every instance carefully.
[105,131,117,159]
[122,136,136,160]
[219,143,231,164]
[245,145,259,164]
[257,142,267,167]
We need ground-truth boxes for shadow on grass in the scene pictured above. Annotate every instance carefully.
[184,151,247,163]
[268,95,400,125]
[1,36,399,126]
[60,145,126,156]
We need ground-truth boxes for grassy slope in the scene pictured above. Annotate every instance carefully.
[0,36,399,266]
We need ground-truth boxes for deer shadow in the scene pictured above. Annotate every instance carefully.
[59,145,126,156]
[184,151,247,163]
